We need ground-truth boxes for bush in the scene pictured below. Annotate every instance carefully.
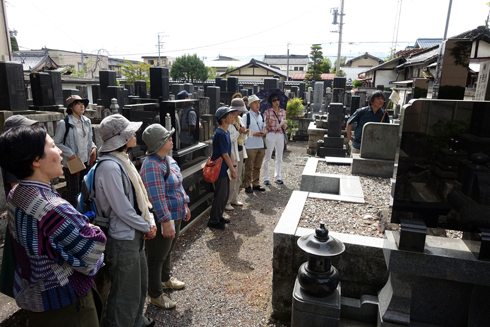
[286,97,304,119]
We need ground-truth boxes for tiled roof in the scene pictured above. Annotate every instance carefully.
[345,52,383,66]
[220,59,286,77]
[395,47,439,68]
[414,38,443,48]
[449,25,490,42]
[395,48,426,58]
[12,50,59,72]
[263,54,309,65]
[291,73,335,81]
[361,57,406,74]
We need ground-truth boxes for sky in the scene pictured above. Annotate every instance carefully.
[5,0,490,63]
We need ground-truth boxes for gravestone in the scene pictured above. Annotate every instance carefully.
[171,84,184,97]
[220,79,227,92]
[317,103,347,157]
[475,61,490,100]
[264,78,279,90]
[134,81,147,98]
[30,72,54,106]
[206,86,220,115]
[242,89,249,96]
[124,84,134,96]
[92,84,100,103]
[376,85,384,91]
[76,85,88,99]
[99,70,117,105]
[351,96,360,115]
[382,91,391,109]
[312,82,324,112]
[253,84,259,94]
[227,77,238,93]
[344,92,352,112]
[332,88,344,104]
[184,83,193,93]
[279,81,285,92]
[291,86,298,97]
[356,91,367,107]
[150,67,169,100]
[333,77,346,89]
[324,92,332,107]
[48,71,63,105]
[0,61,28,111]
[62,89,80,102]
[215,77,222,87]
[299,82,306,97]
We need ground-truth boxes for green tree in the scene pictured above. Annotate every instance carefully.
[352,79,362,89]
[320,57,332,74]
[10,36,19,51]
[207,66,218,78]
[331,57,347,75]
[170,54,209,83]
[304,44,323,81]
[384,47,397,62]
[118,61,151,87]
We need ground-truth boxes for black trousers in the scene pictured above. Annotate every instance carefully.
[209,176,229,224]
[63,166,89,207]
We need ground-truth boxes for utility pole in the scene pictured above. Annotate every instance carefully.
[286,42,290,81]
[336,0,345,74]
[81,50,84,77]
[443,0,453,40]
[157,32,168,67]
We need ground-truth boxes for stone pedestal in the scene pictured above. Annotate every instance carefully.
[291,280,340,327]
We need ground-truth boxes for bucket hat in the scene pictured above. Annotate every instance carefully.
[215,106,238,122]
[4,115,38,131]
[99,114,142,152]
[229,98,247,112]
[143,124,175,155]
[248,94,260,104]
[66,95,89,109]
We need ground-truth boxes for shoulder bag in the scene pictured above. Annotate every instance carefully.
[203,152,223,183]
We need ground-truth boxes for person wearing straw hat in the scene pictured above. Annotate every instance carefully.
[225,98,249,211]
[140,124,191,310]
[95,114,157,327]
[54,95,96,206]
[347,90,389,155]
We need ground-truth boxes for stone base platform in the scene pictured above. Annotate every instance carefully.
[351,154,395,178]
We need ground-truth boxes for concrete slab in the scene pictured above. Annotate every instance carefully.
[351,154,395,178]
[309,192,364,204]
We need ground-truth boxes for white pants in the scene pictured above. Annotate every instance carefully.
[228,149,244,205]
[263,132,284,181]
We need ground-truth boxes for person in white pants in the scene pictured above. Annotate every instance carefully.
[225,98,249,211]
[263,93,287,185]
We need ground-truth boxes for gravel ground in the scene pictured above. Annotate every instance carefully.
[144,142,307,327]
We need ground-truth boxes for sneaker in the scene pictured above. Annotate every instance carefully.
[145,317,156,327]
[253,185,266,191]
[208,221,226,230]
[225,204,234,211]
[220,217,231,224]
[150,294,176,309]
[162,277,185,290]
[245,186,253,193]
[264,180,270,185]
[231,201,243,206]
[276,180,284,184]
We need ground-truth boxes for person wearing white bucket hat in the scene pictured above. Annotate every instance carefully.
[94,114,157,327]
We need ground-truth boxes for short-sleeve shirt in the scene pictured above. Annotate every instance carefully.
[347,105,389,149]
[179,106,197,145]
[211,128,232,178]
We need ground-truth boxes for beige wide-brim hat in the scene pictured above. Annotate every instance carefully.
[229,98,248,112]
[143,124,175,155]
[99,114,143,152]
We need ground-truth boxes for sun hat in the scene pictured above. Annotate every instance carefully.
[248,94,260,104]
[4,115,38,131]
[177,90,192,99]
[242,96,248,103]
[66,95,89,109]
[215,106,238,121]
[229,98,247,113]
[142,124,175,155]
[99,114,143,152]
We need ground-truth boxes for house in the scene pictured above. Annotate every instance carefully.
[109,57,142,78]
[262,54,309,76]
[142,56,171,67]
[45,48,109,78]
[220,59,287,81]
[345,52,383,67]
[12,49,59,72]
[358,57,406,88]
[413,38,443,49]
[291,73,335,82]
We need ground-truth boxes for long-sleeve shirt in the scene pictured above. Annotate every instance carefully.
[140,155,189,223]
[7,180,106,312]
[264,108,287,134]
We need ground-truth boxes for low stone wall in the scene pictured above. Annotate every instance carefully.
[272,190,389,322]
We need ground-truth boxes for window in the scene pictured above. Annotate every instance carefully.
[78,63,83,71]
[148,60,154,65]
[299,67,304,71]
[294,67,298,71]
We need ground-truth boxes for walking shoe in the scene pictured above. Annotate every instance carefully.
[220,217,231,224]
[208,221,226,230]
[162,277,185,290]
[276,180,284,184]
[145,317,156,327]
[245,186,253,193]
[225,204,234,211]
[253,185,266,191]
[264,180,270,185]
[150,294,176,309]
[231,201,243,206]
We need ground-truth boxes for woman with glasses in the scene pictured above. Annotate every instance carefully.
[263,93,287,185]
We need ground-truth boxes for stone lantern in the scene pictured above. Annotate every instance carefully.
[291,222,345,327]
[110,98,119,114]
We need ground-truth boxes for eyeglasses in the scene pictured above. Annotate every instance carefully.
[272,98,280,102]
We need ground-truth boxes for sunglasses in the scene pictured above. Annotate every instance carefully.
[271,98,280,102]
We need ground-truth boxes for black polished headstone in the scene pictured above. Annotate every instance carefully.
[333,77,346,89]
[227,77,238,93]
[0,61,27,111]
[76,85,88,99]
[215,77,222,86]
[171,84,184,97]
[264,78,279,90]
[184,83,193,92]
[206,86,220,115]
[253,84,259,94]
[124,84,134,96]
[376,85,384,91]
[30,72,54,106]
[48,71,63,105]
[242,89,248,96]
[91,84,100,104]
[291,86,298,97]
[99,70,117,102]
[299,82,306,96]
[220,80,227,92]
[62,89,80,102]
[150,67,170,100]
[351,96,360,115]
[134,81,147,98]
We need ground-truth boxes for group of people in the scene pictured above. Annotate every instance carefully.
[207,92,288,230]
[0,95,191,327]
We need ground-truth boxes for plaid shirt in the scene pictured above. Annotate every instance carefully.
[7,180,106,312]
[140,154,189,223]
[264,108,287,134]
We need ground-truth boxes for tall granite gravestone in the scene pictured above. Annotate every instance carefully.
[376,85,384,91]
[227,77,238,94]
[30,72,54,107]
[48,71,63,105]
[206,86,220,115]
[253,84,259,94]
[0,61,28,111]
[134,81,147,98]
[91,84,100,103]
[99,70,116,108]
[351,96,360,115]
[264,78,279,90]
[299,82,306,97]
[150,67,169,100]
[312,82,324,112]
[278,81,285,92]
[344,92,352,113]
[432,39,472,100]
[291,86,298,97]
[242,89,249,96]
[377,99,490,327]
[124,84,134,96]
[324,92,332,107]
[184,83,193,93]
[220,79,227,92]
[356,91,367,107]
[333,77,346,89]
[76,85,88,99]
[62,89,80,101]
[332,88,344,104]
[171,84,184,97]
[317,103,347,157]
[475,60,490,100]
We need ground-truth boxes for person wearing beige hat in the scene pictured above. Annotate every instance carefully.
[54,95,96,206]
[94,114,157,327]
[225,98,249,211]
[140,124,191,310]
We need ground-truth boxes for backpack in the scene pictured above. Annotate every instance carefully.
[62,116,72,145]
[245,112,263,130]
[76,156,171,231]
